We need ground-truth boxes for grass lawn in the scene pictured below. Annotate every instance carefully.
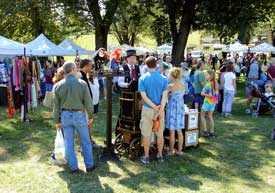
[1,77,275,193]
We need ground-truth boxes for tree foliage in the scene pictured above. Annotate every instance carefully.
[111,0,155,46]
[0,0,64,43]
[151,15,172,46]
[194,0,274,44]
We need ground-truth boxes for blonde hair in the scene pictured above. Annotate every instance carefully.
[52,67,66,84]
[170,67,182,79]
[206,69,218,91]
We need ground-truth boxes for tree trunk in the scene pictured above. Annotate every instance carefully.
[168,0,197,66]
[87,0,119,50]
[95,26,108,49]
[238,21,250,44]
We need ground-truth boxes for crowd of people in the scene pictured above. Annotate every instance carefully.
[45,49,275,172]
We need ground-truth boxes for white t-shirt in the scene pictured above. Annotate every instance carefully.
[224,72,236,91]
[234,64,241,73]
[89,77,100,105]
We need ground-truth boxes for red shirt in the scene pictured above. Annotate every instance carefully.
[267,65,275,80]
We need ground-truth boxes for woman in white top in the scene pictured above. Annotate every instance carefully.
[88,73,100,115]
[221,62,237,116]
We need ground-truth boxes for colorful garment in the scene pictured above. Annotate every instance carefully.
[202,81,219,104]
[0,63,9,85]
[165,89,185,130]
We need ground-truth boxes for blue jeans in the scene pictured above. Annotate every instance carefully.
[61,111,94,170]
[222,89,235,113]
[46,83,53,92]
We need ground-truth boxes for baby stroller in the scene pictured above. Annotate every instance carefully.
[249,81,275,118]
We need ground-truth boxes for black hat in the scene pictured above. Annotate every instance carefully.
[126,49,136,57]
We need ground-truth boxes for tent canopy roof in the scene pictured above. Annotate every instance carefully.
[0,35,25,56]
[25,34,74,56]
[251,42,275,52]
[58,38,95,55]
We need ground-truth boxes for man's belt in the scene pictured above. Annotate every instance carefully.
[62,108,84,112]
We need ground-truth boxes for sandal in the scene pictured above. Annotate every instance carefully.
[175,151,183,156]
[166,151,174,157]
[203,131,210,137]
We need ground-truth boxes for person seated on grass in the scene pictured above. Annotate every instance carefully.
[138,56,168,164]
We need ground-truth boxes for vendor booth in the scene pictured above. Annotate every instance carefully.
[58,38,95,56]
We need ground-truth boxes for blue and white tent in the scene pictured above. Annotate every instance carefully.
[0,35,25,55]
[58,38,95,56]
[25,34,74,56]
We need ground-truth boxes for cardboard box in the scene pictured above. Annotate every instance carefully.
[184,129,199,147]
[185,110,199,130]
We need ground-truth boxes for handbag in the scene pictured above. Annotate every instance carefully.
[43,91,53,109]
[152,116,160,133]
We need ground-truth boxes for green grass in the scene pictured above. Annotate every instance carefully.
[1,78,275,193]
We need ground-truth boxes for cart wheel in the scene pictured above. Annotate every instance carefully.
[129,137,141,160]
[114,133,125,153]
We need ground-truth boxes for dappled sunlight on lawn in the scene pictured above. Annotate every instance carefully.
[1,79,275,192]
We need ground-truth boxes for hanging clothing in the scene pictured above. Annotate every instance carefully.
[0,86,8,106]
[0,62,9,85]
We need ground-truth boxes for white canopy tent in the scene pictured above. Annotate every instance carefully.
[107,44,147,56]
[25,34,74,56]
[250,42,275,52]
[58,38,95,56]
[156,44,172,55]
[0,35,25,55]
[227,42,248,52]
[119,44,145,56]
[212,44,226,50]
[135,46,153,54]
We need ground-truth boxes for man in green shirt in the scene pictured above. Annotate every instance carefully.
[53,61,96,173]
[194,61,206,110]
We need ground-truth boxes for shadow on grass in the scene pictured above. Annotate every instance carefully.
[0,106,55,162]
[57,160,121,193]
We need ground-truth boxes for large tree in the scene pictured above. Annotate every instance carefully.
[151,15,172,46]
[160,0,200,66]
[0,0,63,43]
[61,0,120,49]
[111,0,161,46]
[87,0,120,49]
[194,0,274,44]
[112,0,152,46]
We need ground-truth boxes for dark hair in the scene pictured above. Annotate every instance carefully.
[190,66,196,76]
[226,62,234,72]
[80,59,92,69]
[75,57,81,62]
[145,56,157,68]
[47,60,52,64]
[197,61,204,69]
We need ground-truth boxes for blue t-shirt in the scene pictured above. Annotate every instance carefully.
[138,71,168,108]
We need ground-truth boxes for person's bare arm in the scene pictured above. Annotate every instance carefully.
[159,90,168,119]
[232,78,236,90]
[267,72,274,81]
[221,76,225,89]
[140,91,159,111]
